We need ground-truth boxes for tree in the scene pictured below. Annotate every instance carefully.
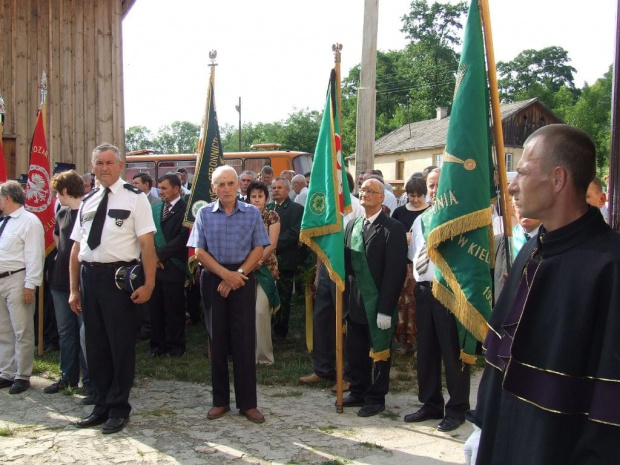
[153,121,200,154]
[400,0,468,48]
[125,126,154,152]
[563,66,612,172]
[497,46,577,105]
[339,1,467,156]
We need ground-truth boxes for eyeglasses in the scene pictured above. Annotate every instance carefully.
[359,188,381,195]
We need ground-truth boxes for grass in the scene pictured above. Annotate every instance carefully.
[318,425,337,434]
[0,427,13,437]
[33,292,480,391]
[360,442,384,450]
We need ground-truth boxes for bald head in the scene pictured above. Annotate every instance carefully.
[525,124,596,195]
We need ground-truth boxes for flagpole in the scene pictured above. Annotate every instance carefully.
[608,0,620,231]
[0,92,6,182]
[37,71,48,357]
[479,0,512,260]
[332,43,345,414]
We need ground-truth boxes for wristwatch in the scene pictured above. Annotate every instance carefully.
[237,268,245,275]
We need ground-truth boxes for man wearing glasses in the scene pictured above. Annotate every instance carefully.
[341,178,408,417]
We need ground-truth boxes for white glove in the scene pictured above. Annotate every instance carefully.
[376,313,391,330]
[464,424,481,465]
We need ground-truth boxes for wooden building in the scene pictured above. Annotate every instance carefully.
[347,98,563,186]
[0,0,136,178]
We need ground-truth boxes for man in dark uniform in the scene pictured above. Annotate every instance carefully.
[188,165,270,424]
[267,177,303,339]
[69,143,156,434]
[466,125,620,464]
[148,173,189,358]
[342,178,408,417]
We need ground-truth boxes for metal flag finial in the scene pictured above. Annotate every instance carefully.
[40,71,48,107]
[209,50,218,65]
[332,43,343,63]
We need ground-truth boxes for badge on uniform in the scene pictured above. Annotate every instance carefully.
[108,209,130,227]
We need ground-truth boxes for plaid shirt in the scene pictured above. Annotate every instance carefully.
[188,199,270,265]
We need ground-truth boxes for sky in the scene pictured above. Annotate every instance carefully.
[122,0,618,133]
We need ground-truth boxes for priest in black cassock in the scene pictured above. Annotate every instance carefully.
[466,124,620,465]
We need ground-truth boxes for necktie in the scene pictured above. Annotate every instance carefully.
[0,216,11,239]
[362,219,370,235]
[524,232,531,241]
[87,188,111,250]
[162,202,172,221]
[415,243,429,275]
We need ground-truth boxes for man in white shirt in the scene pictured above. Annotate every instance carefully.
[291,174,308,206]
[0,180,45,395]
[404,168,470,432]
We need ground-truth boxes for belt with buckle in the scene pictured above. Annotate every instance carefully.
[83,261,137,269]
[0,268,26,279]
[417,280,433,289]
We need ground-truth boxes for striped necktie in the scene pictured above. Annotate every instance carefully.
[162,202,172,221]
[415,243,429,275]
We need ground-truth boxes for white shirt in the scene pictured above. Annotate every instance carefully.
[294,187,308,206]
[383,190,398,216]
[0,206,45,288]
[408,214,435,282]
[344,195,365,227]
[71,177,156,263]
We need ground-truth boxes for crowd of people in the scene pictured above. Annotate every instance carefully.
[0,124,618,463]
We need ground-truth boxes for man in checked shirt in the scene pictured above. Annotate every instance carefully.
[188,165,270,424]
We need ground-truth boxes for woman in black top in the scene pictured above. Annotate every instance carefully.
[391,176,429,355]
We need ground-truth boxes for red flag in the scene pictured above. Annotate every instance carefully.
[25,110,55,254]
[0,121,7,182]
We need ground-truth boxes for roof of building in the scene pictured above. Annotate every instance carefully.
[353,98,543,158]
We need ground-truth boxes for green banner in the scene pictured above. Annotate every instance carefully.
[427,0,494,363]
[299,69,352,292]
[183,78,224,227]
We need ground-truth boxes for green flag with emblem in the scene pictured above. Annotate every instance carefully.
[427,0,495,364]
[300,69,352,292]
[183,75,224,227]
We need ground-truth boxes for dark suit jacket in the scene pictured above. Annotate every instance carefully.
[267,197,304,271]
[154,198,190,282]
[344,211,408,325]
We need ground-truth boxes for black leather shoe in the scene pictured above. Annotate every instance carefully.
[81,394,96,405]
[76,414,107,428]
[102,417,128,434]
[437,416,464,432]
[168,349,185,357]
[403,408,444,423]
[357,404,385,417]
[9,379,30,394]
[0,378,13,389]
[44,379,77,394]
[337,395,365,407]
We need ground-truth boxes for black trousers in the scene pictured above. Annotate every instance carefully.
[201,267,257,410]
[149,278,186,354]
[81,265,136,419]
[274,269,295,337]
[346,318,391,405]
[312,266,337,379]
[414,282,470,420]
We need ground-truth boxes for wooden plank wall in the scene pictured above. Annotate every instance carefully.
[0,0,126,178]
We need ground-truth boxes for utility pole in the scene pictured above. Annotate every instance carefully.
[235,97,242,151]
[355,0,379,180]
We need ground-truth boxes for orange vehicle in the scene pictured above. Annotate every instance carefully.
[125,144,313,186]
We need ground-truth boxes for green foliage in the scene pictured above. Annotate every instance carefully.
[562,67,613,173]
[497,46,577,105]
[221,108,321,153]
[154,121,200,154]
[339,1,467,155]
[125,125,154,152]
[125,121,199,154]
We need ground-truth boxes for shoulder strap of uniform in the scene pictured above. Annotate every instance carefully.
[124,183,142,194]
[82,186,100,202]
